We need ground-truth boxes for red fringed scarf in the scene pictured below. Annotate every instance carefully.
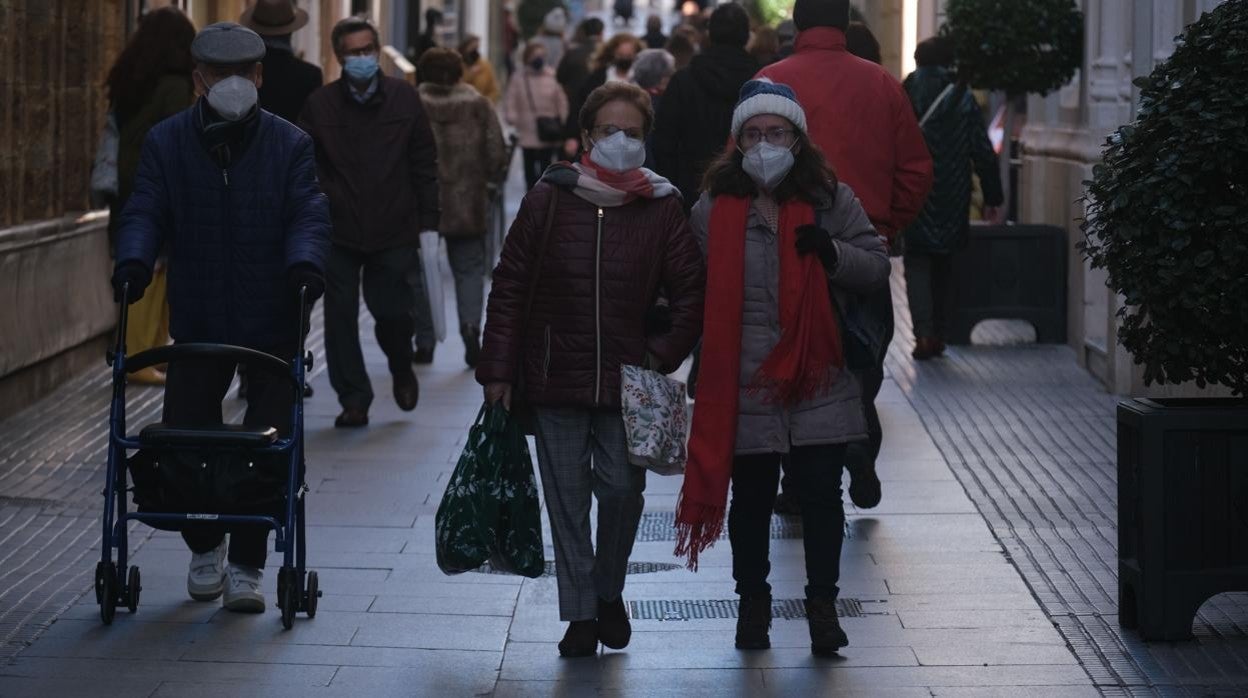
[674,195,844,570]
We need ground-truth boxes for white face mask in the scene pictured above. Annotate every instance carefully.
[204,74,258,122]
[740,141,796,191]
[589,130,647,173]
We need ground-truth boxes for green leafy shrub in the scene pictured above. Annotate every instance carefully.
[1080,2,1248,394]
[940,0,1083,96]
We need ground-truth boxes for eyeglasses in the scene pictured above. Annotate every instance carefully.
[590,124,645,141]
[342,46,377,58]
[739,127,797,148]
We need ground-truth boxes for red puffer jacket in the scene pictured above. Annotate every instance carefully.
[758,27,933,242]
[477,182,705,409]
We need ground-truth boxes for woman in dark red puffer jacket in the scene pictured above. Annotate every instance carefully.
[477,83,705,658]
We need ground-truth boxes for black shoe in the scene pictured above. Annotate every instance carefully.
[413,346,435,365]
[597,596,631,650]
[462,325,481,369]
[334,408,369,428]
[805,597,848,656]
[773,489,801,516]
[846,451,882,509]
[393,369,420,411]
[558,620,599,657]
[735,594,772,650]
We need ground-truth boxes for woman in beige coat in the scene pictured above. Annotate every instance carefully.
[504,41,569,189]
[417,49,509,366]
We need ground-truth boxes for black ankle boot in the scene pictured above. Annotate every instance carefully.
[597,596,632,649]
[805,597,848,656]
[735,594,772,649]
[558,619,599,657]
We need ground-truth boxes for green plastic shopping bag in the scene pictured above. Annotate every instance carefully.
[435,403,545,578]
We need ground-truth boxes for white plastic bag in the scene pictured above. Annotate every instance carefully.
[419,230,447,342]
[620,365,690,475]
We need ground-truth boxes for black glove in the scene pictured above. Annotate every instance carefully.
[111,261,151,305]
[644,303,672,336]
[287,263,325,303]
[795,224,839,271]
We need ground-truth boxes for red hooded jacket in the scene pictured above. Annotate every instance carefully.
[758,27,933,242]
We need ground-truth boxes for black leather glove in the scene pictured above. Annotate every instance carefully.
[795,224,839,271]
[644,303,672,336]
[111,261,151,305]
[287,263,325,303]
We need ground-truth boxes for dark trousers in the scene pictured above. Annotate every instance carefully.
[903,251,953,340]
[849,285,894,467]
[166,343,295,568]
[324,244,417,411]
[730,444,847,600]
[522,147,555,190]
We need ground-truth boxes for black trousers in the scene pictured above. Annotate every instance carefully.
[849,284,894,467]
[730,444,847,600]
[165,341,295,568]
[522,147,555,191]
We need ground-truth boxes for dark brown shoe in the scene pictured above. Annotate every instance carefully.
[735,594,772,650]
[462,325,481,369]
[597,596,631,650]
[393,369,420,411]
[412,345,435,365]
[805,597,849,656]
[773,489,801,516]
[558,620,599,657]
[334,408,369,428]
[911,336,941,361]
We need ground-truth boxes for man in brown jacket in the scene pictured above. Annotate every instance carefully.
[299,17,440,427]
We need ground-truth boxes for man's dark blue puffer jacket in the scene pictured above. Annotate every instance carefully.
[115,106,331,350]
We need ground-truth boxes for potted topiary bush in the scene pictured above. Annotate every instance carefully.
[935,0,1083,344]
[1080,1,1248,641]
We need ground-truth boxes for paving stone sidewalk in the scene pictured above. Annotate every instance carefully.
[0,294,1101,696]
[886,267,1248,696]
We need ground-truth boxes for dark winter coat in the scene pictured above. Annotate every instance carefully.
[652,45,760,208]
[298,76,440,252]
[257,46,324,125]
[901,66,1003,254]
[563,66,609,140]
[114,105,331,349]
[476,182,706,409]
[110,74,195,242]
[418,82,508,238]
[556,39,596,102]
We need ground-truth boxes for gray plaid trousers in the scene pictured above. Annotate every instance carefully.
[533,407,647,621]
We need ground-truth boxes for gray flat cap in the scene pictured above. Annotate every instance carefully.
[191,22,266,64]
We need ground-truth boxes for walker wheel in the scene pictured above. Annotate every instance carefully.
[126,566,142,613]
[279,567,298,630]
[97,562,117,625]
[304,571,319,619]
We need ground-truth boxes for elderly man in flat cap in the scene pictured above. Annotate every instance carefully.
[111,22,331,613]
[299,16,439,429]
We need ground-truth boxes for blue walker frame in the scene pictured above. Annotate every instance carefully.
[96,285,319,629]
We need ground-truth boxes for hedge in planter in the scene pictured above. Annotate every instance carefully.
[1081,1,1248,395]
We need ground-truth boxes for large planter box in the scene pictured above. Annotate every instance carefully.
[947,223,1067,344]
[1117,398,1248,640]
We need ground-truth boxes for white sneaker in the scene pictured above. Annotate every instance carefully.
[223,564,266,613]
[187,540,227,601]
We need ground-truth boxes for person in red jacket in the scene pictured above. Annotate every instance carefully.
[757,0,933,511]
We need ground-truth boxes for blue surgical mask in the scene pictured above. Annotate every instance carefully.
[343,54,380,83]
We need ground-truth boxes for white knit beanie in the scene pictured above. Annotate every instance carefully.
[730,78,808,137]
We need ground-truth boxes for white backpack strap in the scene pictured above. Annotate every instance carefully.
[919,84,956,128]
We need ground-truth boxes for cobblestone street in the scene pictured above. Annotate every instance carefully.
[0,162,1244,696]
